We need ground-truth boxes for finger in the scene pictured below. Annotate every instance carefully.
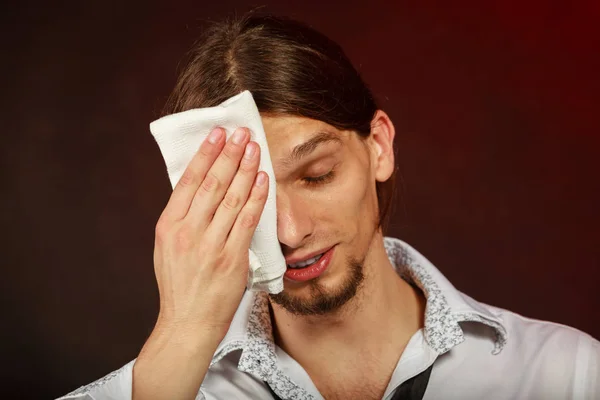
[160,127,225,222]
[187,127,250,230]
[205,141,260,247]
[225,171,269,254]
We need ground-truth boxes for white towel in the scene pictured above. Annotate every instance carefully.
[149,91,285,294]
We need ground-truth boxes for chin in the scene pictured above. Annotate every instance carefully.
[270,252,366,316]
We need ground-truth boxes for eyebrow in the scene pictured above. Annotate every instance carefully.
[280,131,343,169]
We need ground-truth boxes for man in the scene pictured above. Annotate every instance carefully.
[59,14,599,400]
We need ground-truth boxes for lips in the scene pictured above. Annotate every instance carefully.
[284,245,336,282]
[285,246,334,265]
[287,253,324,268]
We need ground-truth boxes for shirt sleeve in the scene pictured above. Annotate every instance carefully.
[56,360,136,400]
[55,360,211,400]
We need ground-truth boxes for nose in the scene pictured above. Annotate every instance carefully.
[276,189,314,249]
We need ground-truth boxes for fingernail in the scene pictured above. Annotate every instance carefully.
[232,128,247,145]
[256,172,267,186]
[208,128,223,144]
[244,143,256,159]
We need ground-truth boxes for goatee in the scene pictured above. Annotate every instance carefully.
[269,254,365,316]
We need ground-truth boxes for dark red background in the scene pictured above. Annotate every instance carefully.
[2,1,599,398]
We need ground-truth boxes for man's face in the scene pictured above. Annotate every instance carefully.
[262,113,392,316]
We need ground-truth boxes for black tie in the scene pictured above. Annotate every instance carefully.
[267,363,434,400]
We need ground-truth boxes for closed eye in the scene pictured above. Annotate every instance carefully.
[302,170,335,186]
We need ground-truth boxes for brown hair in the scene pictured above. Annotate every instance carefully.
[163,14,397,234]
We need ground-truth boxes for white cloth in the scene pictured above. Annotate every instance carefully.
[56,237,600,400]
[149,91,285,294]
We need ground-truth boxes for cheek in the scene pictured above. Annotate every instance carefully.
[316,168,374,220]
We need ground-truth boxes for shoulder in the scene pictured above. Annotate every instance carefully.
[461,300,599,398]
[484,301,598,360]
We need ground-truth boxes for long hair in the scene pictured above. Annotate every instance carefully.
[163,14,397,234]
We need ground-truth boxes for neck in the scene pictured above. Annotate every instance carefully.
[270,234,426,369]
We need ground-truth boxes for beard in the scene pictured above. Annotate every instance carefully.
[268,253,366,316]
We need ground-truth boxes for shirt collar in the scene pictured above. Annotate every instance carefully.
[210,236,508,382]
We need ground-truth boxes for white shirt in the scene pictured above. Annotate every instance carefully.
[58,237,600,400]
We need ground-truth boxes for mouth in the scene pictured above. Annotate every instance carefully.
[284,246,336,282]
[287,252,325,269]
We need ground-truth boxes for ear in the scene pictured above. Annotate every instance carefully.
[367,110,396,182]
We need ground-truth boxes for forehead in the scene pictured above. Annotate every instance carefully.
[260,114,350,170]
[260,114,352,151]
[261,114,340,139]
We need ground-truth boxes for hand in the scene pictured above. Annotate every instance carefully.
[152,126,268,335]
